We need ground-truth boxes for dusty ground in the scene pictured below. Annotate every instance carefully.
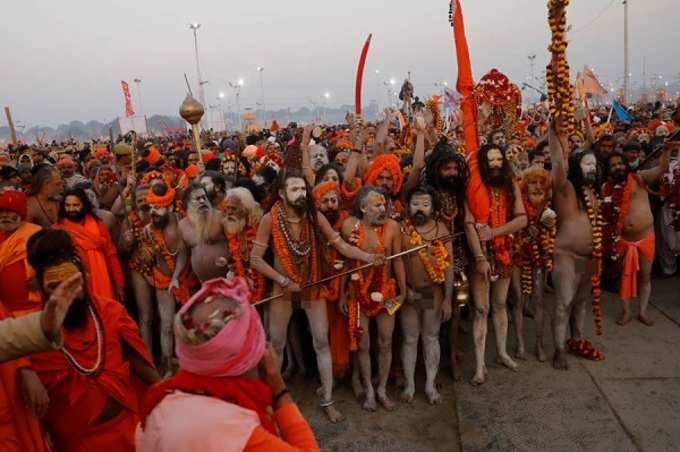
[291,276,680,452]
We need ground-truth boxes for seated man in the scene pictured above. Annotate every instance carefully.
[136,277,320,452]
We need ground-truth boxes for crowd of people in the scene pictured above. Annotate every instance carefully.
[0,91,679,451]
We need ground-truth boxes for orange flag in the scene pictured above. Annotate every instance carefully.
[451,0,478,156]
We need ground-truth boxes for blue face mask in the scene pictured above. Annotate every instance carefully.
[629,158,640,170]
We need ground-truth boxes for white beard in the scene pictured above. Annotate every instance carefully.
[188,208,213,244]
[224,217,247,235]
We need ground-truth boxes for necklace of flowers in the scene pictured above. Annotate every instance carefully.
[148,225,177,272]
[489,188,512,267]
[228,225,266,303]
[602,174,634,260]
[274,203,311,261]
[661,166,680,232]
[271,202,318,285]
[583,187,604,336]
[403,218,449,284]
[517,195,556,295]
[61,304,105,376]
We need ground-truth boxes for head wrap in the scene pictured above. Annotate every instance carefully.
[146,186,176,208]
[242,145,259,160]
[94,147,110,161]
[0,189,27,220]
[202,152,216,163]
[185,164,200,180]
[313,181,340,208]
[57,157,75,168]
[145,147,162,165]
[175,277,265,377]
[520,167,551,193]
[363,154,404,196]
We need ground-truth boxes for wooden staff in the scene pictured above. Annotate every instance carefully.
[637,128,680,170]
[253,231,464,306]
[4,107,17,145]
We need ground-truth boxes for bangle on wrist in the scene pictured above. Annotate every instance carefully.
[279,276,290,288]
[272,388,290,404]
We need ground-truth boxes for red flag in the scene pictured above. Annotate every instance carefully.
[355,34,372,117]
[121,81,135,118]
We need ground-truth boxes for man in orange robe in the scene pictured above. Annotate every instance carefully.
[0,189,42,314]
[56,187,125,302]
[0,189,50,452]
[25,228,159,452]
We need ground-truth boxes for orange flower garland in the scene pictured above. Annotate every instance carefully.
[515,195,556,295]
[228,225,266,303]
[602,174,635,260]
[583,188,604,336]
[128,211,153,276]
[489,188,512,269]
[149,226,176,271]
[270,201,320,299]
[403,218,450,284]
[347,222,395,351]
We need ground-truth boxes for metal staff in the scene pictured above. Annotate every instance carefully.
[253,231,463,306]
[637,127,680,170]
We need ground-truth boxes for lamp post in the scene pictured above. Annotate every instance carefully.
[133,78,144,116]
[188,23,206,110]
[375,69,381,114]
[257,66,266,127]
[323,92,331,123]
[229,79,244,131]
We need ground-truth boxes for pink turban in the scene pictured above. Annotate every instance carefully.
[175,277,266,377]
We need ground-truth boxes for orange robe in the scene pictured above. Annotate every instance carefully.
[57,215,125,301]
[618,231,656,301]
[30,296,154,452]
[0,222,42,313]
[0,306,50,452]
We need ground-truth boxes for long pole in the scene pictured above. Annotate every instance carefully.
[4,107,17,145]
[258,69,266,128]
[623,0,630,105]
[192,28,206,113]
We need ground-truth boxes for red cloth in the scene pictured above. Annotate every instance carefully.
[57,215,125,300]
[140,370,275,434]
[618,232,655,301]
[0,305,49,452]
[0,190,27,220]
[0,222,42,313]
[29,295,154,451]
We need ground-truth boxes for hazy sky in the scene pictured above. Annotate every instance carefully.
[2,0,678,127]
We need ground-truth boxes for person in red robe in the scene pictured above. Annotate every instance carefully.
[56,187,126,302]
[24,229,159,452]
[0,188,50,452]
[0,189,42,314]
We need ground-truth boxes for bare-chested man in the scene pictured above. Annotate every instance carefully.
[465,144,527,385]
[340,186,406,411]
[251,170,382,423]
[400,186,453,404]
[145,182,191,376]
[27,166,64,227]
[603,147,671,326]
[510,168,556,361]
[549,122,604,370]
[179,183,229,282]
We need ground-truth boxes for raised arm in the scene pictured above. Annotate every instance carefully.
[639,142,673,185]
[373,109,393,155]
[549,120,569,193]
[403,117,426,194]
[300,125,315,186]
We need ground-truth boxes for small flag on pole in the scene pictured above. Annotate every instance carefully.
[612,99,633,122]
[121,81,135,118]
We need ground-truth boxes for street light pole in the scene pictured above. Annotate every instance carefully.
[257,67,266,127]
[133,78,144,116]
[623,1,630,104]
[189,23,206,109]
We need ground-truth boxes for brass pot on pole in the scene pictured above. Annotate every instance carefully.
[180,94,205,170]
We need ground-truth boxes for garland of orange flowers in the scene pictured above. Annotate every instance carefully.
[661,164,680,232]
[489,188,512,270]
[403,218,449,284]
[270,201,320,298]
[227,225,266,303]
[318,211,350,302]
[148,226,176,271]
[546,0,576,135]
[602,174,635,260]
[515,195,556,295]
[583,187,604,336]
[347,221,395,351]
[128,211,153,276]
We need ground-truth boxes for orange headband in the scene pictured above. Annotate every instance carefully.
[313,181,340,208]
[43,262,79,289]
[146,186,176,208]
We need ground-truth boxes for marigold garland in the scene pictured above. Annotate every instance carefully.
[514,195,556,295]
[661,165,680,233]
[489,188,512,272]
[583,187,604,336]
[347,222,395,351]
[403,218,450,284]
[228,225,266,303]
[128,211,153,276]
[270,201,320,298]
[602,174,635,260]
[546,0,576,135]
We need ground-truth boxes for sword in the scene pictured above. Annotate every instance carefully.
[253,231,464,306]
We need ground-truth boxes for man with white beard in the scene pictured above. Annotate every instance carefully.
[309,144,330,172]
[179,183,229,282]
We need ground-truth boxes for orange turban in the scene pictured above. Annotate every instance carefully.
[57,157,75,168]
[0,189,27,220]
[146,186,176,208]
[313,181,340,208]
[363,154,403,196]
[146,147,162,165]
[185,164,200,179]
[520,167,551,193]
[95,147,110,160]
